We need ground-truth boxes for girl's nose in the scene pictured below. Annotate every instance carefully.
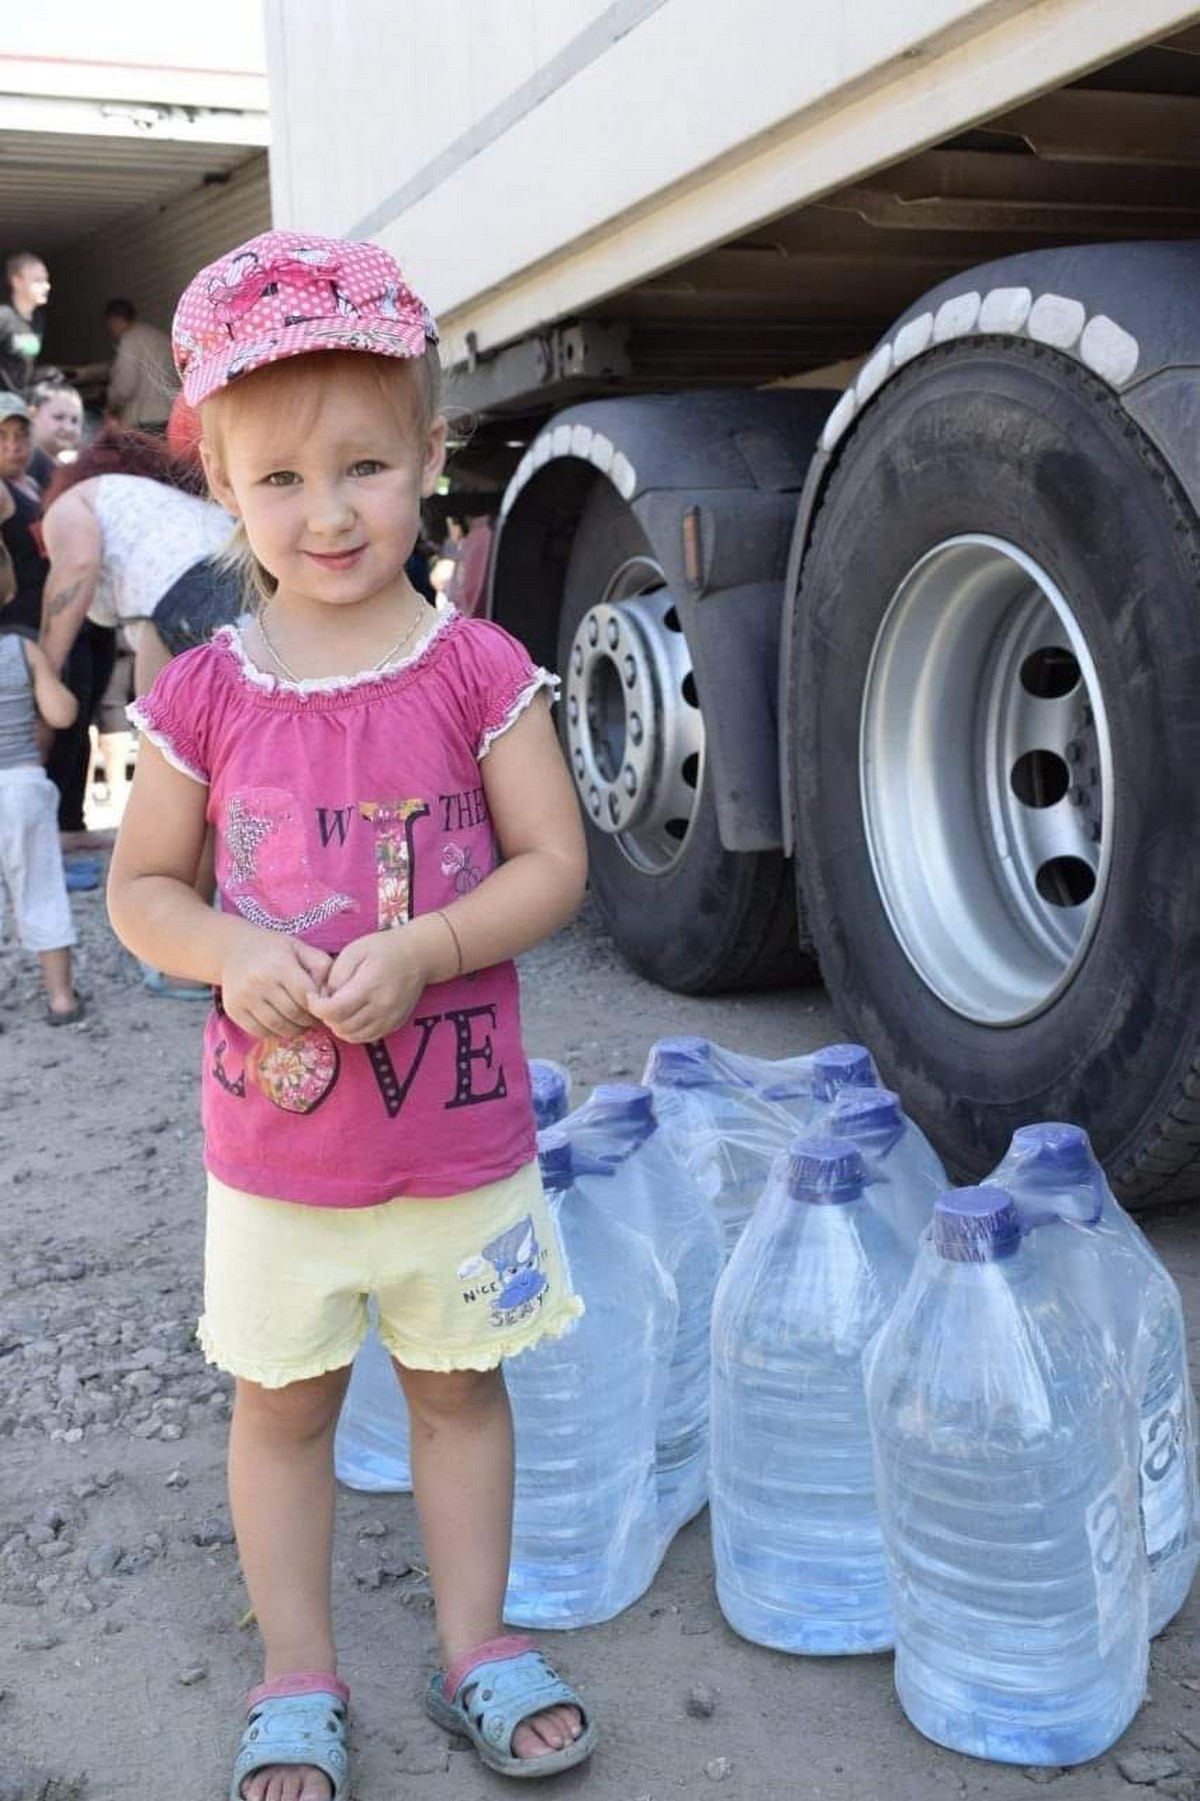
[306,483,356,536]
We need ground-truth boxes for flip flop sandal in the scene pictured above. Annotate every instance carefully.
[426,1633,596,1779]
[230,1672,350,1801]
[64,859,101,892]
[46,994,85,1027]
[139,963,213,1001]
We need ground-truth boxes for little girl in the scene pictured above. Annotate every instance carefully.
[107,231,593,1801]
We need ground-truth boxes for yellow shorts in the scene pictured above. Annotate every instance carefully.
[198,1161,583,1388]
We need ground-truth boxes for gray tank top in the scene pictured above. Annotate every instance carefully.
[0,631,39,769]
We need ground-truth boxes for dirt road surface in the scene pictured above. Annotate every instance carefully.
[2,878,1199,1800]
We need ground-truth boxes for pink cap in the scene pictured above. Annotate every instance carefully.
[172,229,438,407]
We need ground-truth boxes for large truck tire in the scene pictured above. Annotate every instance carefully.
[791,339,1200,1206]
[560,479,804,994]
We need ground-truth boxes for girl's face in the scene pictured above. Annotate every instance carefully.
[204,364,446,619]
[34,392,82,455]
[0,418,31,483]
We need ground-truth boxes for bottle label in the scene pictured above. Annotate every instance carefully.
[1086,1475,1137,1657]
[1141,1390,1189,1560]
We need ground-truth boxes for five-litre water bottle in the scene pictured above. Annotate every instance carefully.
[754,1041,879,1135]
[831,1086,947,1254]
[993,1122,1198,1637]
[504,1128,678,1628]
[529,1058,571,1130]
[710,1137,909,1653]
[866,1185,1148,1766]
[565,1083,723,1543]
[644,1036,791,1256]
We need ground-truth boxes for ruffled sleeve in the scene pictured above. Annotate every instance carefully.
[126,641,218,784]
[454,617,560,759]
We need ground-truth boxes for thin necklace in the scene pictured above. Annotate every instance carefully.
[256,601,427,686]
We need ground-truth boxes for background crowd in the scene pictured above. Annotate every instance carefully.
[0,244,496,1025]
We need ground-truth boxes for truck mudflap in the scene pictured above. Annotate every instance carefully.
[492,389,833,854]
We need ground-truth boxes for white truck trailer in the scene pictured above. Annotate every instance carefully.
[265,1,1200,1206]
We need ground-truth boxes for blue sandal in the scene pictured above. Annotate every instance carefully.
[230,1672,350,1800]
[426,1633,596,1779]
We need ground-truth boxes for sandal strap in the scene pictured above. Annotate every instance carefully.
[448,1646,587,1757]
[248,1670,350,1708]
[442,1634,535,1703]
[231,1686,349,1801]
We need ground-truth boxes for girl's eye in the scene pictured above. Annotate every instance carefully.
[350,459,385,477]
[263,470,299,487]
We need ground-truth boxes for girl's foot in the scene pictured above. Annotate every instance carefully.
[232,1677,349,1801]
[240,1770,331,1801]
[427,1636,595,1776]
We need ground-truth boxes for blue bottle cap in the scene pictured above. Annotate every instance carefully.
[811,1043,877,1102]
[832,1086,903,1134]
[786,1136,866,1204]
[537,1127,573,1191]
[528,1059,570,1130]
[588,1082,656,1125]
[644,1035,716,1088]
[1009,1122,1094,1181]
[933,1185,1021,1262]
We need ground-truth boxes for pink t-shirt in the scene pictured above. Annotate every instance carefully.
[131,606,554,1208]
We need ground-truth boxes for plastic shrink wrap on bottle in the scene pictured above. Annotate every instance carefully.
[992,1122,1198,1636]
[711,1137,908,1653]
[561,1083,723,1546]
[503,1127,677,1627]
[866,1185,1148,1766]
[643,1037,878,1257]
[830,1086,948,1254]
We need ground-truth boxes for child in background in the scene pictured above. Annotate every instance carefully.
[0,528,83,1022]
[107,232,593,1800]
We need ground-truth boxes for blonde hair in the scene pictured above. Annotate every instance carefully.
[200,346,444,608]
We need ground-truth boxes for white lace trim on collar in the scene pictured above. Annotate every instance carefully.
[218,602,457,696]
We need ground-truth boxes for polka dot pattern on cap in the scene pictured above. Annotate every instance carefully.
[171,230,439,408]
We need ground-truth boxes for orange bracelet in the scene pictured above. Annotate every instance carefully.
[435,908,464,977]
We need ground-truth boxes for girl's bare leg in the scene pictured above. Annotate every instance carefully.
[399,1362,582,1760]
[228,1366,350,1801]
[39,946,76,1015]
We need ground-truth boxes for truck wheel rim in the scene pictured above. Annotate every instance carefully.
[860,534,1113,1026]
[564,556,703,873]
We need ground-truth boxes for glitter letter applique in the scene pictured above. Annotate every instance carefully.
[358,799,430,929]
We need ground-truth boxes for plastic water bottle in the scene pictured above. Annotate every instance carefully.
[993,1122,1198,1637]
[753,1041,878,1131]
[830,1086,946,1253]
[710,1137,908,1653]
[529,1058,571,1129]
[504,1128,678,1628]
[564,1083,723,1543]
[643,1036,788,1256]
[866,1185,1147,1765]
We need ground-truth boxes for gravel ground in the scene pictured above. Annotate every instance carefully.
[1,872,1199,1800]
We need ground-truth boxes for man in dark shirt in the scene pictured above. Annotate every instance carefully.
[0,253,50,397]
